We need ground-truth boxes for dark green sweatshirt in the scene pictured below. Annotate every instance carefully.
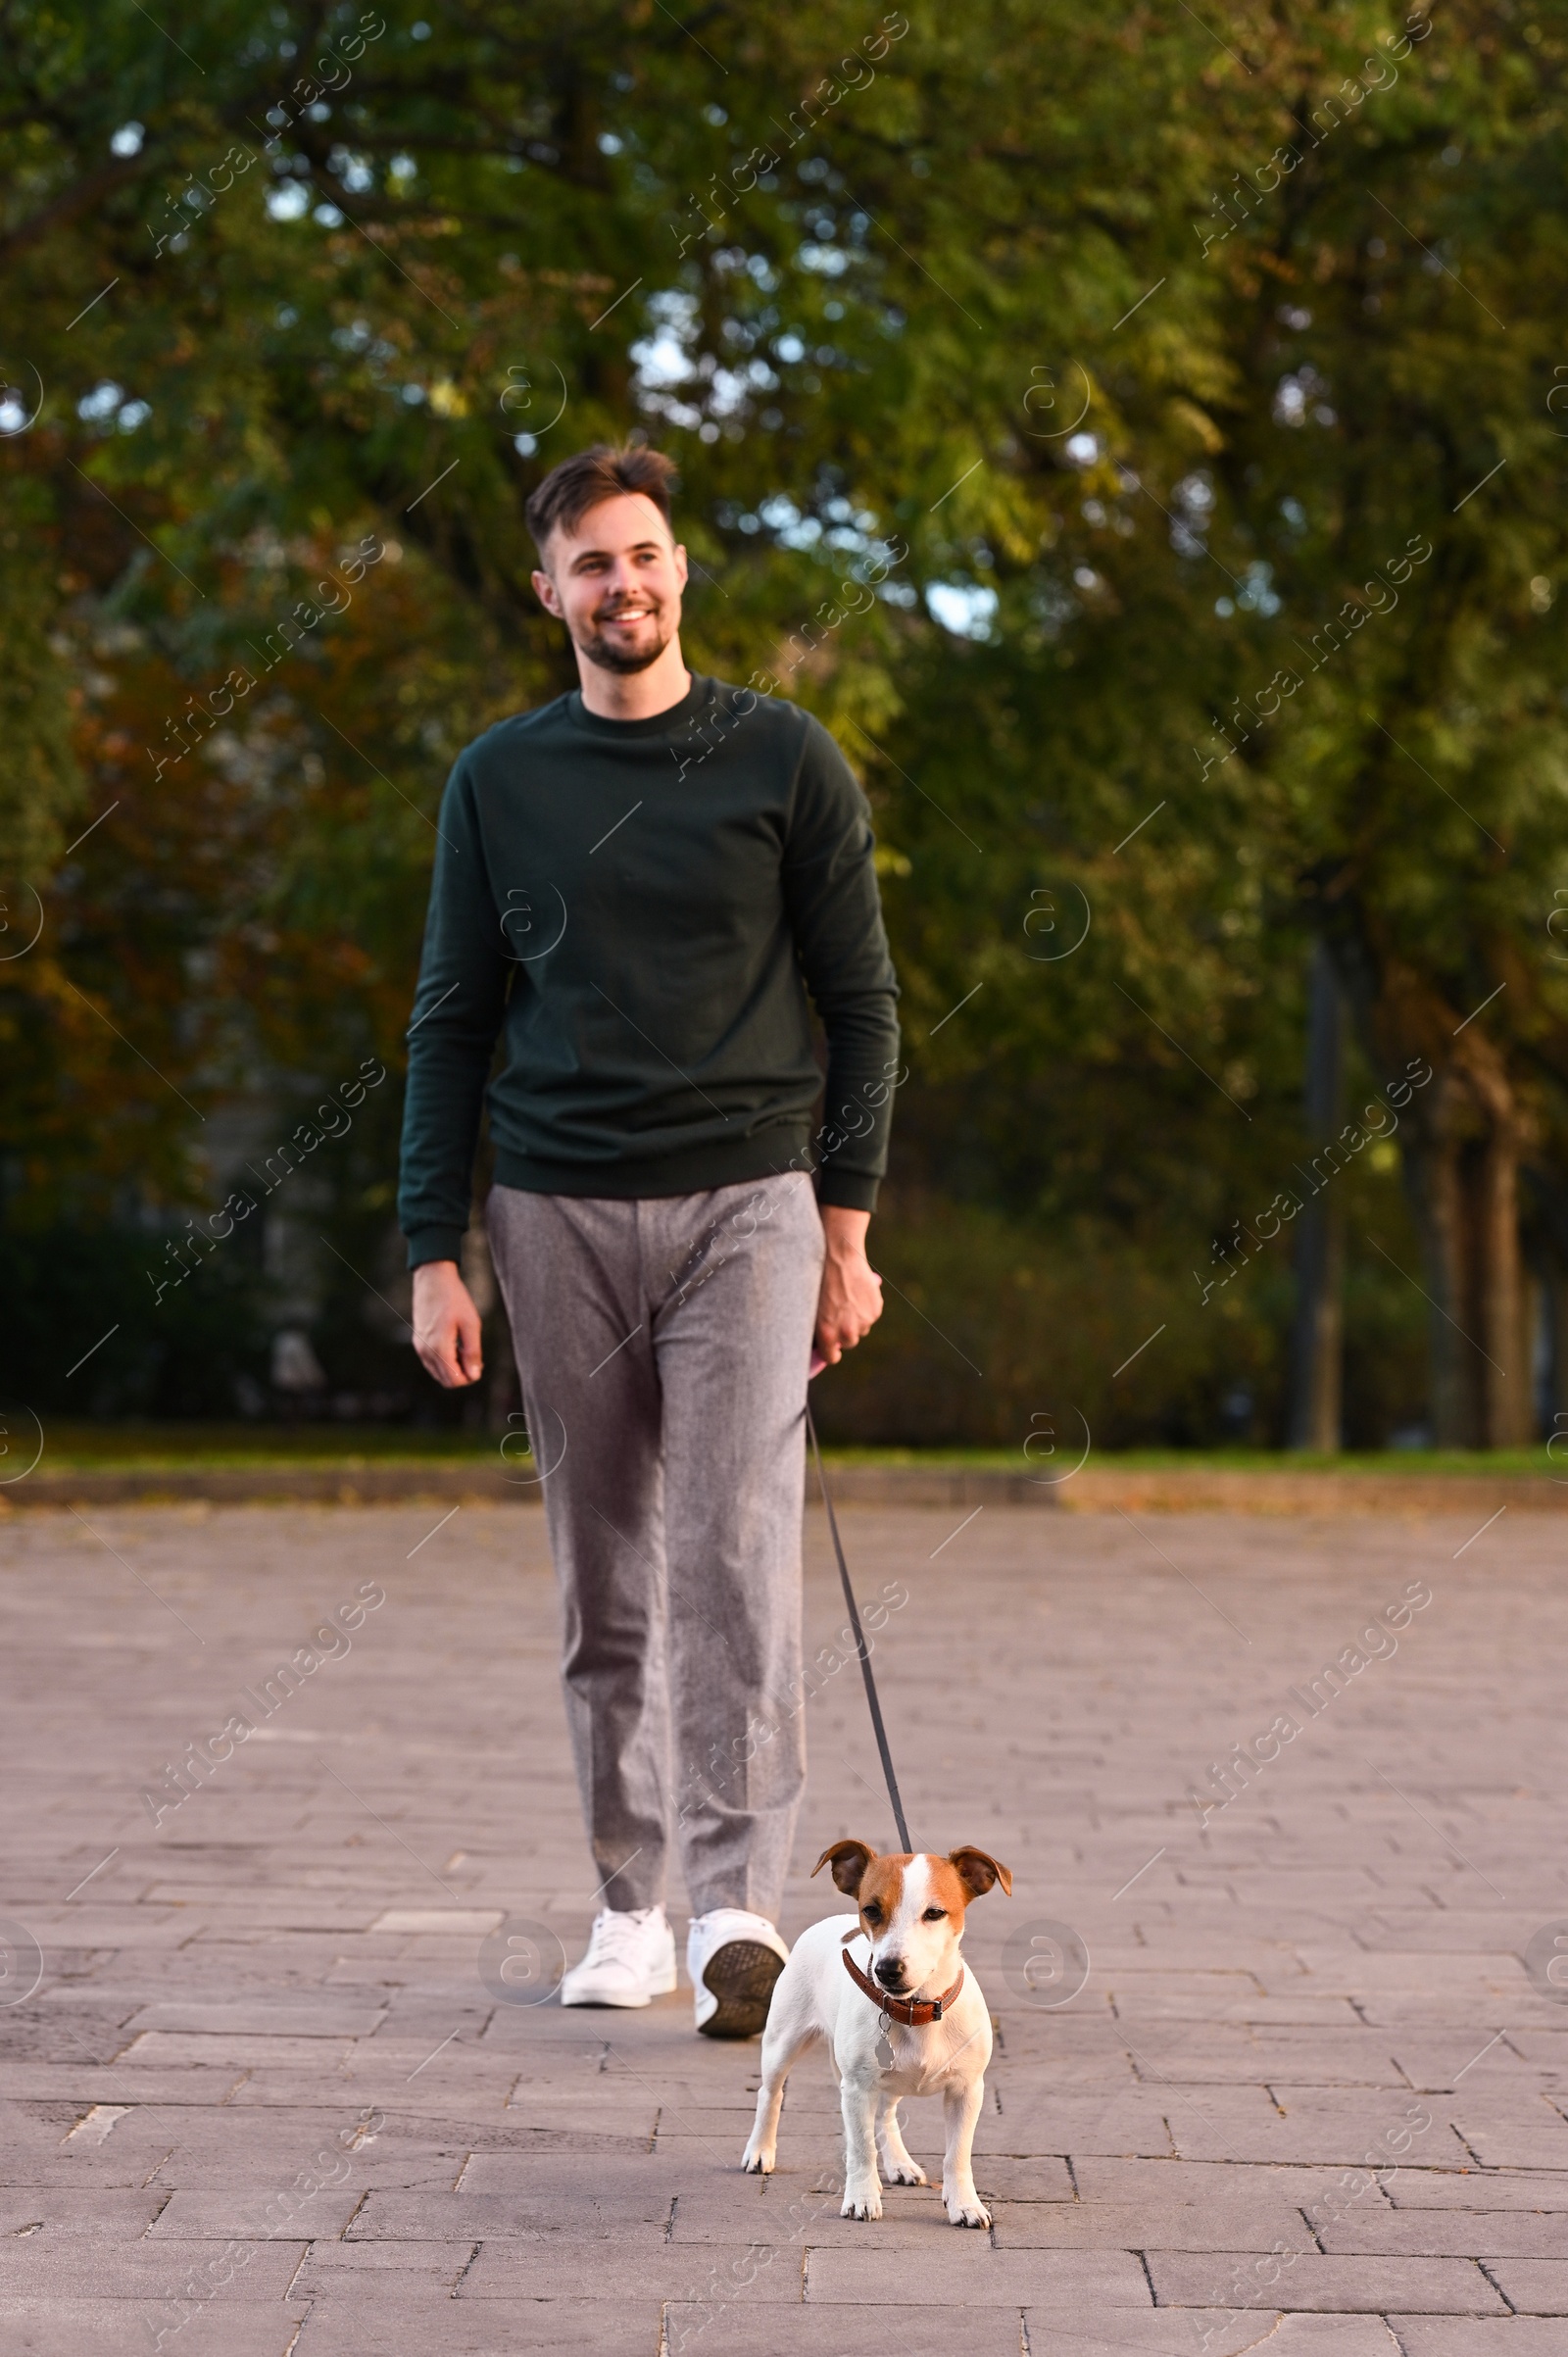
[398,672,901,1267]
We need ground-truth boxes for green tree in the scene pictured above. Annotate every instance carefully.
[2,0,1562,1447]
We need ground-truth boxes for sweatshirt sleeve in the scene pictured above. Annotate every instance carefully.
[397,755,511,1268]
[781,714,902,1212]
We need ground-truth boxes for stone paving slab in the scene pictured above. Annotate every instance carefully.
[1147,2248,1507,2311]
[807,2241,1154,2302]
[665,2306,1034,2357]
[123,1998,389,2035]
[1482,2258,1568,2311]
[1389,2325,1568,2355]
[1,1499,1564,2349]
[1384,2171,1568,2209]
[1309,2205,1568,2256]
[0,2189,170,2235]
[0,2300,312,2356]
[993,2199,1311,2247]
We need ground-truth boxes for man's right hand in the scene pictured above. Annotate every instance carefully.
[412,1260,485,1388]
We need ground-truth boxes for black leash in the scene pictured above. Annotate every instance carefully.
[805,1398,912,1854]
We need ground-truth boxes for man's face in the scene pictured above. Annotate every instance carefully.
[532,490,687,674]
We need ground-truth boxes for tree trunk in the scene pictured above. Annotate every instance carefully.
[1400,1062,1531,1448]
[1545,1269,1568,1456]
[1468,1114,1533,1447]
[1401,1080,1478,1447]
[1317,907,1536,1454]
[1287,941,1346,1450]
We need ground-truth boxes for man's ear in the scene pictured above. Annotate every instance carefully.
[812,1839,877,1897]
[531,565,564,618]
[949,1846,1012,1900]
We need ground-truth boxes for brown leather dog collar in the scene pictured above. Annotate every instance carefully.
[843,1944,964,2025]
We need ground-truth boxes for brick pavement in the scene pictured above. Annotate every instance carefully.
[0,1498,1563,2354]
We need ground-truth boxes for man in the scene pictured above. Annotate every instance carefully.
[399,442,900,2037]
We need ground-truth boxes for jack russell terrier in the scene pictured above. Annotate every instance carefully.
[741,1838,1011,2226]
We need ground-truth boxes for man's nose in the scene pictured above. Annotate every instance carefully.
[875,1955,906,1989]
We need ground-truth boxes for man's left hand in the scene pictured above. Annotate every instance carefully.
[814,1204,884,1365]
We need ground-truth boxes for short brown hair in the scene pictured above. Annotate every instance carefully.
[524,442,679,558]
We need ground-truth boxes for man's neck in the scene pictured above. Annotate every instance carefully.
[574,636,693,721]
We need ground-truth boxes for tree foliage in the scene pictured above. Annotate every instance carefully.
[2,0,1565,1444]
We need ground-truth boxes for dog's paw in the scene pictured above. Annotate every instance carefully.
[883,2161,928,2185]
[740,2143,774,2175]
[841,2184,884,2221]
[944,2188,991,2228]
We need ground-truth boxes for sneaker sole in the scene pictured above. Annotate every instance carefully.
[698,1940,785,2039]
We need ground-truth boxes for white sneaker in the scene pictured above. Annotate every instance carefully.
[559,1906,676,2008]
[687,1909,790,2038]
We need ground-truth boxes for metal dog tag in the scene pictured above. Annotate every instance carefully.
[875,2012,895,2070]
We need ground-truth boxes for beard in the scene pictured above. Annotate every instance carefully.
[574,596,673,675]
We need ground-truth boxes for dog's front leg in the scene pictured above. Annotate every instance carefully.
[941,2076,989,2228]
[742,2077,785,2176]
[875,2092,927,2186]
[839,2072,883,2220]
[742,2013,816,2176]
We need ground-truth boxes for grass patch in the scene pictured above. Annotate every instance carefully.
[35,1422,497,1469]
[27,1423,1566,1477]
[822,1444,1562,1475]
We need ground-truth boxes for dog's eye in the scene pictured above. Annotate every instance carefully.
[921,1907,946,1922]
[862,1903,882,1923]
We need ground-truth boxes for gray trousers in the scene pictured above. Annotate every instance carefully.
[486,1172,825,1922]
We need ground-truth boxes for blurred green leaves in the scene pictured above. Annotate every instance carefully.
[4,1,1568,1440]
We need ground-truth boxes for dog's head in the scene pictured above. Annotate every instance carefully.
[812,1840,1012,1999]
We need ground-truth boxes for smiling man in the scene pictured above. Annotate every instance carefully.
[398,442,901,2037]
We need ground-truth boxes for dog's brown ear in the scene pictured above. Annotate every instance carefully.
[812,1839,877,1896]
[949,1846,1012,1900]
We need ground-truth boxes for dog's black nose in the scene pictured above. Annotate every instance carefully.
[875,1958,906,1989]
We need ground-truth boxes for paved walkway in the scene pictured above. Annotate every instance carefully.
[0,1499,1563,2354]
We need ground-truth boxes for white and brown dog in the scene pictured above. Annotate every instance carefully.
[741,1838,1011,2226]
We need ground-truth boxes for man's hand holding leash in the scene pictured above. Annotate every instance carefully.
[813,1203,883,1365]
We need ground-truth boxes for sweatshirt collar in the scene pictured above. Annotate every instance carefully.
[565,672,714,740]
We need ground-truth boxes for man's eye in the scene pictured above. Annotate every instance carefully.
[921,1907,946,1922]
